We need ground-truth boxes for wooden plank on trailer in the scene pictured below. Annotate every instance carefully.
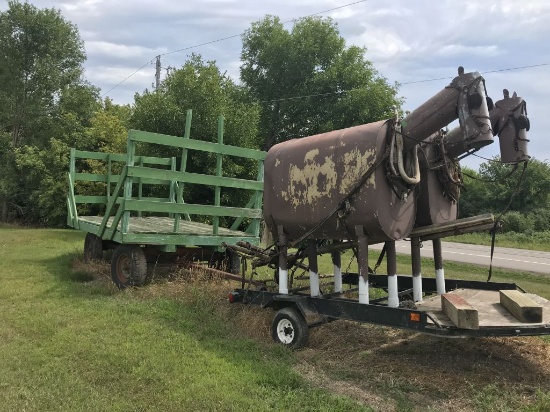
[441,293,479,329]
[499,290,543,323]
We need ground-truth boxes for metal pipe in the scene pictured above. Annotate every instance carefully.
[308,239,320,297]
[278,226,289,294]
[411,237,423,302]
[396,134,420,184]
[331,245,343,293]
[433,238,446,294]
[386,241,399,308]
[355,225,369,304]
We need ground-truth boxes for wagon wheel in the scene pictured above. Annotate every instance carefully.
[225,250,240,275]
[84,233,103,263]
[111,245,147,289]
[271,307,309,349]
[208,250,240,275]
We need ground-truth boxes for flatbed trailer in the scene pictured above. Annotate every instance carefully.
[67,110,266,287]
[230,276,550,348]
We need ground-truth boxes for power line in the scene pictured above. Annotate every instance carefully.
[101,59,154,97]
[102,0,368,96]
[259,62,550,104]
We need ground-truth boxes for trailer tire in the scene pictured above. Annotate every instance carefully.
[209,250,240,275]
[84,233,103,263]
[226,250,240,275]
[272,307,309,349]
[111,245,147,289]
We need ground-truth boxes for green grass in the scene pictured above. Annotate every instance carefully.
[0,225,368,412]
[4,225,550,411]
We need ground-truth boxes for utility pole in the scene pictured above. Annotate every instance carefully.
[155,55,161,89]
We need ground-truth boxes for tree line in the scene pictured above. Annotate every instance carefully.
[0,1,548,233]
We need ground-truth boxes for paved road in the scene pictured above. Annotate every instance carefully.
[369,241,550,275]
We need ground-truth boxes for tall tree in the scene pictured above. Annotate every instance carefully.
[131,55,260,211]
[0,1,88,221]
[459,158,550,219]
[240,15,401,150]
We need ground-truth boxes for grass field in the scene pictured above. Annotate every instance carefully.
[2,225,550,411]
[0,225,366,411]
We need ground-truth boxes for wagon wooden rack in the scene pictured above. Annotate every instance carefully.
[67,110,267,288]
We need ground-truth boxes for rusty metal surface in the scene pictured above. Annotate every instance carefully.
[415,142,458,227]
[401,69,492,152]
[263,120,416,243]
[441,70,494,158]
[491,89,530,163]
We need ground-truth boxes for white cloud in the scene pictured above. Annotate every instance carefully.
[4,0,547,170]
[350,27,411,61]
[86,41,165,59]
[85,65,153,88]
[436,44,502,58]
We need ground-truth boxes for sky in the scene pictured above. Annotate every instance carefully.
[8,0,550,170]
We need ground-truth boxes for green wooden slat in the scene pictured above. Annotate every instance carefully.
[126,166,263,191]
[104,200,126,240]
[66,172,79,229]
[230,195,256,231]
[128,129,267,160]
[174,109,193,232]
[74,150,172,166]
[75,173,111,183]
[125,200,262,219]
[98,167,127,237]
[121,233,260,247]
[122,139,135,234]
[75,220,102,237]
[213,115,223,235]
[106,153,112,203]
[74,173,172,186]
[74,195,108,204]
[249,159,265,236]
[66,197,74,227]
[137,157,144,218]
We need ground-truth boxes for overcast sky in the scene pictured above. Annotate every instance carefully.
[8,0,550,169]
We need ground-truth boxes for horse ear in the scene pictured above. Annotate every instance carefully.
[512,91,517,98]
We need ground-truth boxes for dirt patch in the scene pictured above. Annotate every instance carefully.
[298,321,550,410]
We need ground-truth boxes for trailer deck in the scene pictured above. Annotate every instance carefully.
[416,288,550,329]
[78,215,249,239]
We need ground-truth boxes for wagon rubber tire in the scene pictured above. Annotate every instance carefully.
[111,245,147,289]
[84,233,103,263]
[271,307,309,349]
[208,250,240,275]
[226,250,240,275]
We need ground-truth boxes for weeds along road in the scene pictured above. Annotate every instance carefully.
[369,241,550,275]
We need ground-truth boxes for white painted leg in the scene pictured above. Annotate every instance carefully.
[358,275,369,304]
[279,268,288,294]
[309,270,320,297]
[413,275,423,302]
[387,274,399,308]
[333,264,342,293]
[436,268,446,295]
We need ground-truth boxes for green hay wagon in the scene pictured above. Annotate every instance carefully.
[66,110,266,288]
